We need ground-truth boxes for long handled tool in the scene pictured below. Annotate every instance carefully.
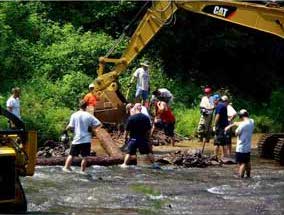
[201,140,206,154]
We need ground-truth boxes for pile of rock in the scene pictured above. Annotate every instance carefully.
[156,150,221,168]
[37,140,69,158]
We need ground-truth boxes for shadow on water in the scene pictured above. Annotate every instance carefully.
[21,152,284,215]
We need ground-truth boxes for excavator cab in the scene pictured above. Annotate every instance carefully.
[0,106,37,213]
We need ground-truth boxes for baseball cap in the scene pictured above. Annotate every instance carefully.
[221,95,228,102]
[89,83,95,89]
[212,94,220,101]
[238,109,249,117]
[204,87,212,94]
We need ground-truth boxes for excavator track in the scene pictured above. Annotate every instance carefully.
[257,133,284,159]
[274,138,284,166]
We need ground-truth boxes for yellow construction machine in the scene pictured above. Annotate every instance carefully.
[0,106,37,213]
[92,0,284,124]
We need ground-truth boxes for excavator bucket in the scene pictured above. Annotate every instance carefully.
[93,89,127,125]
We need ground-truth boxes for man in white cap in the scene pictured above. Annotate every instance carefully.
[129,61,150,107]
[83,83,100,115]
[225,109,254,178]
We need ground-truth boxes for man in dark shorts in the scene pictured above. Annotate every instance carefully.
[63,100,101,173]
[120,103,154,168]
[212,94,229,158]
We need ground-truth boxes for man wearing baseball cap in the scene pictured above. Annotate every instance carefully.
[221,95,237,157]
[212,93,229,158]
[83,83,100,115]
[197,87,215,144]
[225,109,254,178]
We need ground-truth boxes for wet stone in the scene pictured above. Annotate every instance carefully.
[157,150,222,168]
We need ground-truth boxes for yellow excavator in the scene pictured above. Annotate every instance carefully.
[92,0,284,124]
[0,106,37,213]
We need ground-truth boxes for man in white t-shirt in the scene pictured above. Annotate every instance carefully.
[221,95,237,157]
[130,61,150,106]
[225,109,254,178]
[63,100,101,173]
[6,87,21,119]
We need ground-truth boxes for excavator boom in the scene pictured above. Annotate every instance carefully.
[93,0,284,124]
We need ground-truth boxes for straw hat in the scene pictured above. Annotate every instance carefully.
[140,61,149,67]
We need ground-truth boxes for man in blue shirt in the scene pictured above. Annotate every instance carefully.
[213,94,229,158]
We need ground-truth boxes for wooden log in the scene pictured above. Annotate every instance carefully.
[95,128,123,157]
[36,156,126,166]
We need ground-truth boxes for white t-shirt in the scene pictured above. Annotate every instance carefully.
[151,88,174,102]
[68,110,101,145]
[6,96,21,118]
[227,104,237,118]
[141,106,151,120]
[130,105,151,122]
[235,118,254,153]
[200,96,214,114]
[133,67,149,91]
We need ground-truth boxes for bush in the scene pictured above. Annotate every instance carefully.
[20,72,92,145]
[173,104,200,137]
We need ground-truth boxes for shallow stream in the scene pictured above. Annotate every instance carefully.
[23,156,284,215]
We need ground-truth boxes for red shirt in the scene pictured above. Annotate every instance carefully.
[155,102,175,123]
[84,93,97,107]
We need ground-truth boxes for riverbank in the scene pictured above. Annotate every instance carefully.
[92,133,264,157]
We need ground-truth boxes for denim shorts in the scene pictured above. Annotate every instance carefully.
[135,88,149,100]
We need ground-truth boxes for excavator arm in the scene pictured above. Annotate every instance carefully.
[92,0,284,123]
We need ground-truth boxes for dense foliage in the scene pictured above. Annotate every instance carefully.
[0,1,283,144]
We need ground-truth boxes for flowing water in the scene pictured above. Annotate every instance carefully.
[22,156,284,215]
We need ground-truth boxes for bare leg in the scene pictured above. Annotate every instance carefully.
[135,96,140,103]
[122,154,132,166]
[245,162,251,178]
[144,100,149,108]
[214,145,219,158]
[239,163,246,178]
[171,136,175,147]
[147,153,155,164]
[222,145,227,158]
[227,144,232,157]
[81,157,88,172]
[64,155,73,170]
[150,125,156,137]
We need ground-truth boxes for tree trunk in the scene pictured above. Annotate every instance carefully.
[95,128,123,157]
[36,156,125,166]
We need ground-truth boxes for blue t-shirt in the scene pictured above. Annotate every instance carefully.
[215,102,229,128]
